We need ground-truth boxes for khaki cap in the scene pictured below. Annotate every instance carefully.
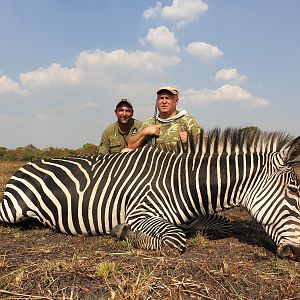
[116,99,133,109]
[157,86,179,95]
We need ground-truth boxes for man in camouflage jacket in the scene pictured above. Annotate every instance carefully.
[128,87,202,152]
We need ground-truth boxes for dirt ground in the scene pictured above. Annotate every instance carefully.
[0,161,300,300]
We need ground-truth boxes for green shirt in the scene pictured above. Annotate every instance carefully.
[99,119,142,154]
[140,111,202,152]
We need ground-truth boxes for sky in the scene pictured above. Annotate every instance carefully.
[1,0,300,149]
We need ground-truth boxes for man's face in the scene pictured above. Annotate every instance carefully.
[156,92,178,116]
[115,105,133,124]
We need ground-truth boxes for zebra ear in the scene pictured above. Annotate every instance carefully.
[283,136,300,166]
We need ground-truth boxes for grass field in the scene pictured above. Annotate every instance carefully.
[0,161,300,299]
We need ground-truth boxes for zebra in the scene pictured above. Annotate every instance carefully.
[0,128,299,260]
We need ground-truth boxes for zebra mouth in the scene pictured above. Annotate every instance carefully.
[277,243,300,261]
[110,223,132,241]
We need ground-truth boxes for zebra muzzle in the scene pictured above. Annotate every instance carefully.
[110,223,132,241]
[277,243,300,261]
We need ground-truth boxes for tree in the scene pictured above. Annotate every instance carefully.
[76,143,98,156]
[0,147,7,159]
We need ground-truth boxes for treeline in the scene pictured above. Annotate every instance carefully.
[0,143,99,162]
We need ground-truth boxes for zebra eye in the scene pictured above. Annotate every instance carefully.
[287,184,300,196]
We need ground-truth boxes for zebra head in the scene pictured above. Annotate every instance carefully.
[249,136,300,261]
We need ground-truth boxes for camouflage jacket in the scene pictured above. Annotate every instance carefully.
[140,110,202,152]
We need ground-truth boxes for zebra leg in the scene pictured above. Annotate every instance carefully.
[110,223,169,251]
[126,229,186,252]
[120,216,187,252]
[179,215,232,238]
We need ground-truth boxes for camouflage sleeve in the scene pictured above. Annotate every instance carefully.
[136,118,155,146]
[182,114,202,141]
[138,118,155,133]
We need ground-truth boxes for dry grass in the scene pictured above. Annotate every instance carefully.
[0,161,300,299]
[0,161,26,198]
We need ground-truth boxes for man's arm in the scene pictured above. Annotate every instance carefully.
[128,125,160,149]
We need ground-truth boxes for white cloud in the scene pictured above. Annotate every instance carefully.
[144,0,208,28]
[20,63,82,89]
[17,48,180,95]
[0,75,27,95]
[139,26,180,53]
[183,84,270,107]
[214,68,247,84]
[76,49,180,72]
[185,42,224,62]
[143,1,162,20]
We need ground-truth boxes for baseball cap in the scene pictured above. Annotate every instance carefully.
[116,99,133,109]
[157,86,178,95]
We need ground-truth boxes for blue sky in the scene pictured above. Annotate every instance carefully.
[1,0,299,149]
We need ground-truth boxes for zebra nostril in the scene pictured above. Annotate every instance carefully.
[290,245,300,261]
[110,223,131,240]
[277,244,293,259]
[277,243,300,261]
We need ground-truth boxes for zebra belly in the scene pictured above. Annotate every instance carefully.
[0,162,128,236]
[0,186,127,236]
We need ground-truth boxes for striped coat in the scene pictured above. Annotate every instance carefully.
[1,129,300,259]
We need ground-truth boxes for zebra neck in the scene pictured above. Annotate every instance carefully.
[187,152,267,215]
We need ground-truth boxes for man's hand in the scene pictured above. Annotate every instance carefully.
[179,129,188,144]
[121,147,135,153]
[127,125,160,150]
[143,125,160,137]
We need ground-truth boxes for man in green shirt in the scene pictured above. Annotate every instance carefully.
[128,87,202,152]
[99,99,142,154]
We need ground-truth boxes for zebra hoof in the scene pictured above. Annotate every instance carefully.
[110,223,132,241]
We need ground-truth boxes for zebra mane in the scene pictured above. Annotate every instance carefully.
[178,127,294,155]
